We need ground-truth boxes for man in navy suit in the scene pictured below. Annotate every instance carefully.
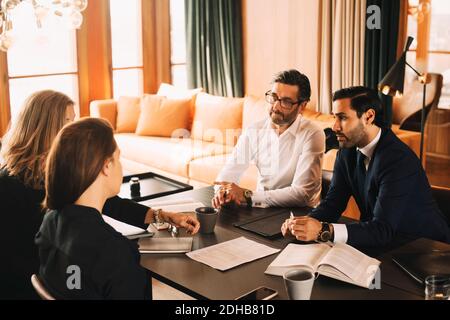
[282,86,450,247]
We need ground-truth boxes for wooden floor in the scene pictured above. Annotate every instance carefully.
[152,279,196,300]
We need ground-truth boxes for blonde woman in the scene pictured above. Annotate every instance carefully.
[0,90,199,299]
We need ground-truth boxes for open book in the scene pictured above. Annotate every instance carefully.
[265,243,380,288]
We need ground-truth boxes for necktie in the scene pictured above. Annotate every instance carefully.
[355,150,367,200]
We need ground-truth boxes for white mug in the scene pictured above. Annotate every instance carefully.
[283,269,315,300]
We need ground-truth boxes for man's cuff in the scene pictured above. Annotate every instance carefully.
[251,191,269,208]
[332,223,348,243]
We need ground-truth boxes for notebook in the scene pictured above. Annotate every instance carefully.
[233,210,290,239]
[138,237,193,253]
[392,251,450,284]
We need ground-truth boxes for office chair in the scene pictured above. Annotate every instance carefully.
[321,170,333,199]
[431,186,450,227]
[324,128,339,153]
[392,73,443,132]
[31,274,55,300]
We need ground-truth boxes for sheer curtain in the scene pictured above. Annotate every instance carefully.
[318,0,366,114]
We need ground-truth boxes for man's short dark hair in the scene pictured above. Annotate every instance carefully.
[273,69,311,102]
[332,86,385,127]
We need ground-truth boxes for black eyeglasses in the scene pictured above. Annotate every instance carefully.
[265,91,303,110]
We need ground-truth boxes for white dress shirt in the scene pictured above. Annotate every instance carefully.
[215,115,325,208]
[332,127,382,244]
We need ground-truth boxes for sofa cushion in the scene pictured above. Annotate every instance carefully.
[116,96,141,133]
[90,99,117,130]
[157,83,203,98]
[191,93,244,146]
[188,154,259,190]
[157,83,203,131]
[242,95,269,129]
[136,95,191,137]
[114,134,234,178]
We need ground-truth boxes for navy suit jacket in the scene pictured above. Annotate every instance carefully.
[310,128,450,247]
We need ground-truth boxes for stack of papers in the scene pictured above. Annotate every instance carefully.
[102,215,147,237]
[142,197,205,213]
[186,237,280,271]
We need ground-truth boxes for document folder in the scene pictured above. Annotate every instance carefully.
[234,211,291,239]
[392,251,450,284]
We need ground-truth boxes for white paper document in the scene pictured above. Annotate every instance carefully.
[102,215,147,236]
[186,237,280,271]
[142,197,197,207]
[142,197,205,213]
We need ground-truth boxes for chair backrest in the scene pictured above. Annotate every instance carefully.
[392,73,443,131]
[431,186,450,226]
[321,170,334,199]
[324,128,339,153]
[31,274,55,300]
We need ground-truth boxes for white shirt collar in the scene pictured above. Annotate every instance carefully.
[357,127,381,160]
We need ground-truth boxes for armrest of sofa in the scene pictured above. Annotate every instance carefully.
[90,99,118,130]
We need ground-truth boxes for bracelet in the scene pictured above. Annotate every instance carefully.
[153,209,163,225]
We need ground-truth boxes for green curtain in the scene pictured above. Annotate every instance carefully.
[364,0,400,127]
[185,0,243,97]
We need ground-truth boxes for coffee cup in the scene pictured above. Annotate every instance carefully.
[283,269,315,300]
[195,207,218,234]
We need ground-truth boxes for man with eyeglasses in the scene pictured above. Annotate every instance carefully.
[212,69,325,209]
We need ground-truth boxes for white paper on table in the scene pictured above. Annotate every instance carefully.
[102,215,146,236]
[186,237,280,271]
[152,202,205,213]
[142,197,197,207]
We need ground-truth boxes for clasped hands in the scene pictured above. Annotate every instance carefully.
[211,181,246,209]
[281,215,323,242]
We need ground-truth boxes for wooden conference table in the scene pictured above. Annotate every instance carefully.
[139,187,430,300]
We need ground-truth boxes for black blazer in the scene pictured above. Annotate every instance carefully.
[310,129,450,247]
[0,169,149,299]
[35,204,152,299]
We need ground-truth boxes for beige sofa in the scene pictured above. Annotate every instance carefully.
[90,85,421,219]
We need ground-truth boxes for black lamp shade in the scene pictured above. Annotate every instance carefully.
[378,54,406,96]
[378,36,415,97]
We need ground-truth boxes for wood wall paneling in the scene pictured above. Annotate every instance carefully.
[243,0,320,110]
[0,51,11,137]
[142,0,171,94]
[77,0,113,117]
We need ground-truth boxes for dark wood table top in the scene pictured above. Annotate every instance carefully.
[140,187,424,300]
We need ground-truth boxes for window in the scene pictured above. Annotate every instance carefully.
[407,0,450,107]
[110,0,143,98]
[169,0,187,89]
[6,1,79,121]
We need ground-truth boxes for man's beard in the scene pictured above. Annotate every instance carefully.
[270,109,296,126]
[336,122,366,148]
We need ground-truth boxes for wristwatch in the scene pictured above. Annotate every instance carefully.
[243,189,253,209]
[317,222,332,242]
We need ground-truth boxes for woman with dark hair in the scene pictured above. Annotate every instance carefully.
[0,90,199,299]
[36,118,199,299]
